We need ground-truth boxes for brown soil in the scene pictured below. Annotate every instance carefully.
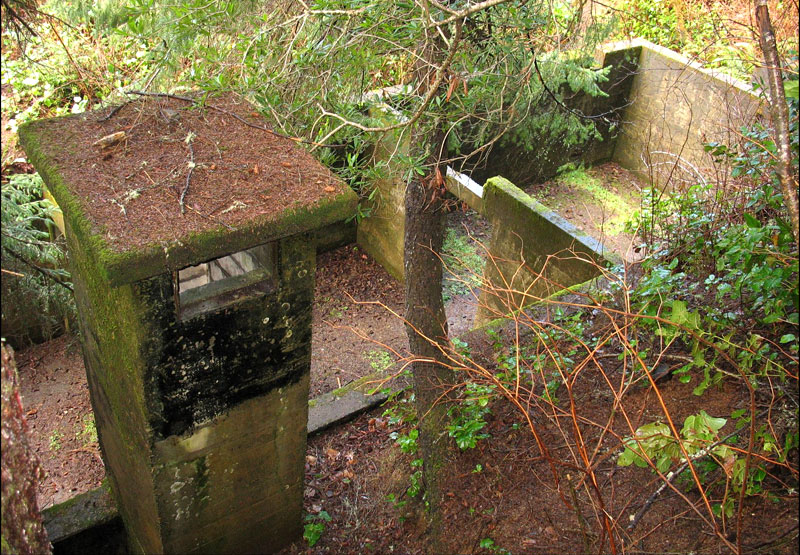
[311,243,407,397]
[280,313,799,554]
[13,334,104,509]
[13,190,797,553]
[15,223,486,509]
[26,93,347,253]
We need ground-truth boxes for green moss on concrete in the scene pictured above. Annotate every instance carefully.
[475,176,616,328]
[64,216,163,553]
[483,176,614,261]
[19,118,357,286]
[41,480,118,543]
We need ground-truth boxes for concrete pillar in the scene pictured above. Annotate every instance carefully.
[20,95,357,554]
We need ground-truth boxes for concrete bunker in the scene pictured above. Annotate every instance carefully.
[361,38,764,324]
[19,93,357,554]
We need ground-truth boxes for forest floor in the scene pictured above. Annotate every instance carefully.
[13,163,798,553]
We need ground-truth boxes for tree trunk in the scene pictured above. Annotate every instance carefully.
[755,0,799,244]
[404,160,455,546]
[1,344,52,555]
[401,8,460,548]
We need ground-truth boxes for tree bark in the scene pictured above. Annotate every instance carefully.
[401,9,460,548]
[404,168,454,542]
[755,0,799,244]
[1,344,52,555]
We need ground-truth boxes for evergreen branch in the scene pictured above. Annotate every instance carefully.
[532,56,621,123]
[2,247,73,293]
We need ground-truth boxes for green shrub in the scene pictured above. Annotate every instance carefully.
[1,173,75,346]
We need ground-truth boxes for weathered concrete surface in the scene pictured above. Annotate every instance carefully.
[41,480,118,543]
[21,103,358,554]
[307,373,389,435]
[474,176,616,328]
[356,104,410,282]
[445,167,485,214]
[608,38,764,184]
[316,220,357,254]
[152,376,308,554]
[42,382,389,549]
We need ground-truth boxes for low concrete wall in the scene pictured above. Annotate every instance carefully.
[608,38,764,186]
[472,176,617,328]
[445,166,485,214]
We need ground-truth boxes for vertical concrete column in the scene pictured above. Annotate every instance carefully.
[356,103,410,282]
[19,95,357,554]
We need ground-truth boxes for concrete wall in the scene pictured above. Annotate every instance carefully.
[66,231,315,554]
[473,176,615,328]
[356,104,410,282]
[609,38,764,186]
[466,45,639,188]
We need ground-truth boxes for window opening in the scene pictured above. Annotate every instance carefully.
[176,243,277,321]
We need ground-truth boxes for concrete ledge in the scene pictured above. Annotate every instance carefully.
[42,480,118,543]
[308,372,390,436]
[598,38,756,95]
[474,176,618,328]
[445,167,485,214]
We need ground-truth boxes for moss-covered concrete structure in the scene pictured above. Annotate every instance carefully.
[474,177,616,327]
[20,96,357,554]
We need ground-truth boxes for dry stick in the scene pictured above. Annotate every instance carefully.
[3,247,73,293]
[626,409,769,533]
[97,101,130,122]
[47,18,90,99]
[565,474,593,552]
[180,133,195,215]
[1,0,38,36]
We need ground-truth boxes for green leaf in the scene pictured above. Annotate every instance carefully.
[700,410,727,432]
[670,300,689,325]
[784,79,799,100]
[617,448,636,467]
[743,213,761,228]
